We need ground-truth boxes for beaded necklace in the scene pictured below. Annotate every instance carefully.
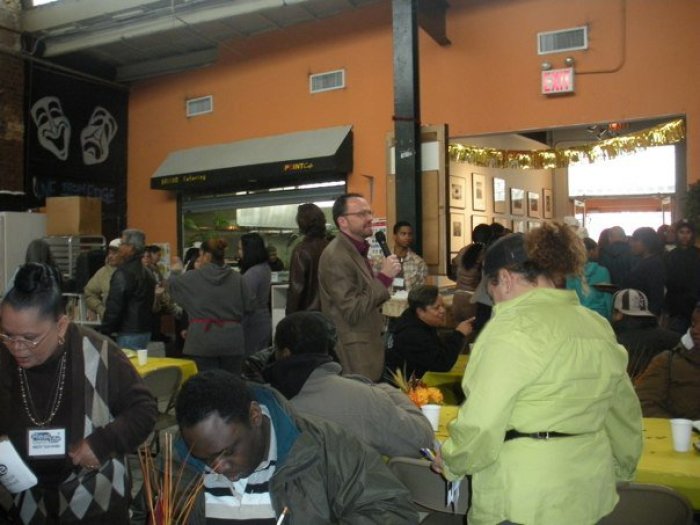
[18,351,67,427]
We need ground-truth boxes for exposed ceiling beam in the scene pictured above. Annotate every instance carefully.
[115,47,217,82]
[418,0,450,46]
[22,0,164,33]
[32,0,315,57]
[0,41,128,90]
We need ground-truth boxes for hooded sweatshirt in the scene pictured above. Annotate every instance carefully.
[599,241,635,286]
[169,262,253,357]
[565,261,613,319]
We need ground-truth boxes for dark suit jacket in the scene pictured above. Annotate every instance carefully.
[319,233,390,381]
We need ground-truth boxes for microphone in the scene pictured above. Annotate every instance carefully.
[375,231,392,257]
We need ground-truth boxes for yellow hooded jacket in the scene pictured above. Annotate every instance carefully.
[442,288,643,525]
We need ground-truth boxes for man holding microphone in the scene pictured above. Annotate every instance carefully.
[319,193,401,381]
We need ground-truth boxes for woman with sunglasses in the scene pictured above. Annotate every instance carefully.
[0,263,157,524]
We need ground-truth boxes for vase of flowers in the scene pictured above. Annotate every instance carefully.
[388,368,444,431]
[387,367,444,407]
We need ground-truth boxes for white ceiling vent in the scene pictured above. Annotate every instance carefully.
[537,26,588,55]
[186,95,213,117]
[309,69,345,94]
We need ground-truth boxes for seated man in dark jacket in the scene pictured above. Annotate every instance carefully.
[100,228,156,349]
[635,303,700,419]
[262,311,434,458]
[612,288,680,379]
[171,370,418,524]
[386,284,472,378]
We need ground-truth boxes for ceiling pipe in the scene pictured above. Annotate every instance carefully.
[0,42,129,91]
[36,0,318,57]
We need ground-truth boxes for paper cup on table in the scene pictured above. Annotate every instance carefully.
[670,418,693,452]
[421,404,441,432]
[137,349,148,366]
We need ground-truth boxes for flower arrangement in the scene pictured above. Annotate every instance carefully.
[138,433,204,525]
[387,367,444,407]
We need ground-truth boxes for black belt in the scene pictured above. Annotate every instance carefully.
[504,430,577,441]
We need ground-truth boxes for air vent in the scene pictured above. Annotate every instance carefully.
[186,95,213,117]
[537,26,588,55]
[309,69,345,94]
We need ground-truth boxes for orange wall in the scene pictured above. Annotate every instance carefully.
[128,0,700,249]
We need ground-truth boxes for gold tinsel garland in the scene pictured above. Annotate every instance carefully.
[448,119,685,170]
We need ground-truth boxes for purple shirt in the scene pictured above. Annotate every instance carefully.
[341,232,393,288]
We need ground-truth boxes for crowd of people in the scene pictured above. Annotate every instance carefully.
[1,194,699,524]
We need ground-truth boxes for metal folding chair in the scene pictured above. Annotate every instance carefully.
[142,366,182,454]
[387,457,469,524]
[598,483,694,525]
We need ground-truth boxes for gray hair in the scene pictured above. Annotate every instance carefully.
[121,228,146,254]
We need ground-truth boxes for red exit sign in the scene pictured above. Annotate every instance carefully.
[541,67,575,95]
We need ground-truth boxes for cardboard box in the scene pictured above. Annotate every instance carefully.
[46,196,102,236]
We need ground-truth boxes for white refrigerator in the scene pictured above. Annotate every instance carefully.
[0,212,47,296]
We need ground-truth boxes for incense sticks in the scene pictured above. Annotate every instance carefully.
[138,433,204,524]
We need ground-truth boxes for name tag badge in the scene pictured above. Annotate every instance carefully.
[393,277,405,288]
[27,428,66,458]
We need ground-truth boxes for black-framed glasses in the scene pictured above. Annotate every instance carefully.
[343,210,373,218]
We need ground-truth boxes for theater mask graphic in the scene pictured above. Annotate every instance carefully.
[31,96,71,161]
[81,106,118,165]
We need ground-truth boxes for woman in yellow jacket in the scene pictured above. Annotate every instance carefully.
[437,223,643,525]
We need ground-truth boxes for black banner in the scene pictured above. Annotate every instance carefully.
[25,65,128,240]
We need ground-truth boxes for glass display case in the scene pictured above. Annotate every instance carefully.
[180,183,342,269]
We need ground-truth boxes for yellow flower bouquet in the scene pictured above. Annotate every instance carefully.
[387,367,444,407]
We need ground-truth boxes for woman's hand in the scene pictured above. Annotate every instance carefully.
[430,446,445,475]
[456,317,475,337]
[170,256,184,274]
[69,440,101,470]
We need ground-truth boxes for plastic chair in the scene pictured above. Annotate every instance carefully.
[142,366,182,454]
[387,457,468,524]
[598,483,694,525]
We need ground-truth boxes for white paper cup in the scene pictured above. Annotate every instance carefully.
[421,404,441,432]
[137,349,148,366]
[670,418,693,452]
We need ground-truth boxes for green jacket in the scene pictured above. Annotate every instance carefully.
[442,288,643,525]
[135,385,418,525]
[84,264,116,318]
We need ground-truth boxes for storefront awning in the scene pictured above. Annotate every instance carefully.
[151,125,353,192]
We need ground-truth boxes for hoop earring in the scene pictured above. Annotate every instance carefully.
[58,336,65,346]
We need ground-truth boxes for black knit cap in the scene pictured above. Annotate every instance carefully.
[482,233,528,276]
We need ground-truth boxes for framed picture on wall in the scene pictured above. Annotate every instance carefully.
[493,177,506,214]
[450,209,465,252]
[449,176,466,209]
[543,188,553,219]
[511,188,525,216]
[513,219,526,233]
[493,216,511,230]
[471,214,489,231]
[528,191,540,218]
[472,173,487,211]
